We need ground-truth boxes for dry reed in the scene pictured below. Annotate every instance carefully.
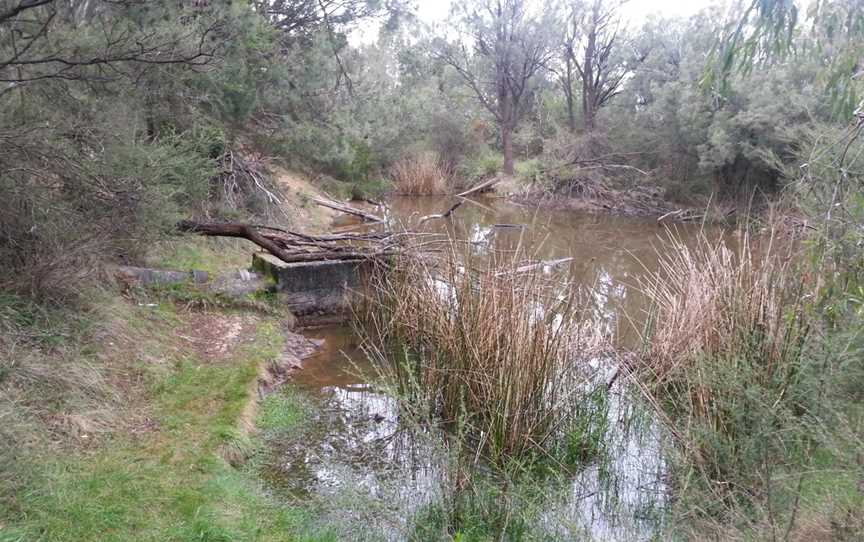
[639,230,808,384]
[358,238,607,462]
[389,152,448,195]
[636,227,814,479]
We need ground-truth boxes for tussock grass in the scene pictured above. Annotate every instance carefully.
[358,237,608,463]
[638,229,810,393]
[389,152,448,195]
[632,227,864,533]
[145,236,251,274]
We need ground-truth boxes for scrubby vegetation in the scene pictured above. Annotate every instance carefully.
[2,0,864,540]
[632,217,864,538]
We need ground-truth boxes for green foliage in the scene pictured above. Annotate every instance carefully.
[458,150,503,182]
[333,138,378,182]
[352,177,392,199]
[514,158,543,185]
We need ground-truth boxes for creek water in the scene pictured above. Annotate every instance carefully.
[264,196,716,541]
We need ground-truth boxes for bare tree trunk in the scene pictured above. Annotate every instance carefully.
[565,51,577,133]
[502,124,515,175]
[583,96,596,131]
[582,23,597,132]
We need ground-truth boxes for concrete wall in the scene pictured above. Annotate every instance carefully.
[251,253,371,318]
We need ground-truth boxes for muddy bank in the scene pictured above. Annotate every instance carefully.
[509,187,709,221]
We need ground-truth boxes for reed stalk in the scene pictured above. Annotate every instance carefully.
[357,237,607,464]
[636,226,815,489]
[389,152,448,195]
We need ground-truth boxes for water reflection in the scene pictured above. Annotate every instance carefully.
[536,383,668,540]
[385,196,713,348]
[266,198,719,540]
[267,327,446,539]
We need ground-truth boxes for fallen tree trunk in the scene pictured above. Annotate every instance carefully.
[177,220,399,264]
[178,220,303,263]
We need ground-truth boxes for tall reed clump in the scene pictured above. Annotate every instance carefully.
[389,152,448,195]
[637,228,819,510]
[358,239,607,464]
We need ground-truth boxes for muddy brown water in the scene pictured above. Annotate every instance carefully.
[266,196,720,541]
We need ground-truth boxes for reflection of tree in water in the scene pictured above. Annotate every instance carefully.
[269,383,446,539]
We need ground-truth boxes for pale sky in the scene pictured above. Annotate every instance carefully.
[416,0,717,25]
[349,0,734,45]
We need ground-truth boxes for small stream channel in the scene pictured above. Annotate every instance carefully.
[262,197,717,541]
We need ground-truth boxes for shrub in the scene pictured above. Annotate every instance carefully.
[636,227,822,512]
[458,150,503,183]
[514,158,543,185]
[1,134,218,301]
[428,111,481,173]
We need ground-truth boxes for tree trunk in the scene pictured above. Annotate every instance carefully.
[502,124,515,175]
[583,98,596,132]
[565,53,577,133]
[582,18,597,133]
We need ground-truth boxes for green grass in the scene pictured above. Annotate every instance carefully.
[1,304,331,542]
[257,389,312,434]
[146,237,251,274]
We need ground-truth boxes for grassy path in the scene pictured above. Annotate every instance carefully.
[1,298,329,542]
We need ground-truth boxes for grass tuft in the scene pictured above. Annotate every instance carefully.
[389,152,448,195]
[358,236,609,464]
[635,226,864,535]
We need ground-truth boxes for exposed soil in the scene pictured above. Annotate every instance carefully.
[257,327,324,396]
[179,311,257,363]
[273,166,338,233]
[175,308,322,392]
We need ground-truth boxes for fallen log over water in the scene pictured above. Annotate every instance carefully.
[177,220,415,265]
[311,196,383,222]
[418,199,464,224]
[456,176,502,198]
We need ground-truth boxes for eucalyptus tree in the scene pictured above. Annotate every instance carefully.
[558,0,638,133]
[433,0,557,175]
[251,0,403,39]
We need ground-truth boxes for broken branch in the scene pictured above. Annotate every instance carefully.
[311,197,383,222]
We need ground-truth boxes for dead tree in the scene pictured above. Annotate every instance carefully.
[435,0,556,175]
[562,0,630,133]
[177,220,410,264]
